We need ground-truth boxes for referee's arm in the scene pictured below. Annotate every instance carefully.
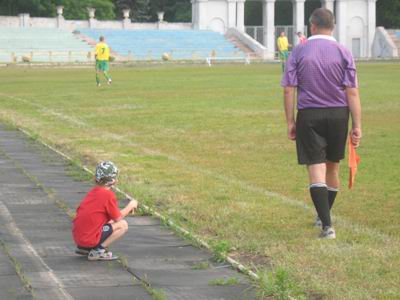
[284,86,296,140]
[346,87,362,148]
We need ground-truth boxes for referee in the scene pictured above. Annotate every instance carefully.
[281,8,362,239]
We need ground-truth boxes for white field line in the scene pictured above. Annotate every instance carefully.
[0,200,74,300]
[0,93,85,127]
[1,93,398,244]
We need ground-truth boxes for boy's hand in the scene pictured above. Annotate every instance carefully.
[128,199,138,213]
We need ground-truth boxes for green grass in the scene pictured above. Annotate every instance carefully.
[256,267,307,300]
[191,261,210,270]
[209,276,240,286]
[0,63,399,299]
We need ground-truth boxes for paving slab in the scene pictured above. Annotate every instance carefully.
[0,245,32,299]
[0,274,32,299]
[67,286,153,300]
[0,124,256,299]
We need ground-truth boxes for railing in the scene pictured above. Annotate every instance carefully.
[0,50,94,63]
[206,56,250,66]
[245,25,308,47]
[245,26,264,45]
[0,49,246,63]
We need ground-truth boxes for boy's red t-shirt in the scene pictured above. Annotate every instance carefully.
[72,186,121,247]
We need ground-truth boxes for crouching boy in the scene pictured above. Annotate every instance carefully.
[72,161,138,261]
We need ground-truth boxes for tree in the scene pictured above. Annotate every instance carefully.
[61,0,115,20]
[377,0,400,28]
[164,0,191,22]
[0,0,115,20]
[113,0,151,22]
[0,0,57,17]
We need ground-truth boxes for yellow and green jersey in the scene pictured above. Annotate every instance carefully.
[95,42,110,61]
[277,36,289,52]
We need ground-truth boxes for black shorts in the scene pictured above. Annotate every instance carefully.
[76,223,113,251]
[98,223,113,246]
[296,107,349,165]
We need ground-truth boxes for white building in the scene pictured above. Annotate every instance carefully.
[192,0,378,58]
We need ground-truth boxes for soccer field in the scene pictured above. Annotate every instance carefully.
[0,63,399,299]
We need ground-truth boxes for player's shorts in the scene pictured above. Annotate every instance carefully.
[96,60,109,71]
[296,107,349,165]
[279,50,289,61]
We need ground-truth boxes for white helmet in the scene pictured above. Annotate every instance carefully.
[95,161,118,184]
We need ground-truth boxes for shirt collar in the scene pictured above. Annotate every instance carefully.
[308,34,337,42]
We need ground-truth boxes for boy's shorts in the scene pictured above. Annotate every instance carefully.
[96,60,109,71]
[98,223,113,246]
[296,107,349,165]
[77,223,113,251]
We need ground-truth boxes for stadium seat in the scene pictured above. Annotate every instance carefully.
[0,28,91,63]
[78,29,245,60]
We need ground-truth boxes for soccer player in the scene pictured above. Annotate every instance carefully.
[72,161,138,260]
[277,31,291,72]
[296,32,307,45]
[281,8,362,239]
[95,36,112,87]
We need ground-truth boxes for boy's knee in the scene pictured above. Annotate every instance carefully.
[121,219,129,232]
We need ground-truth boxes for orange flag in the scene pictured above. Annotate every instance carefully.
[348,135,360,189]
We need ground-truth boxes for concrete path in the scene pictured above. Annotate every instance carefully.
[0,124,255,300]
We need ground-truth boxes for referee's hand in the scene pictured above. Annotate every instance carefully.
[350,127,362,148]
[287,123,296,141]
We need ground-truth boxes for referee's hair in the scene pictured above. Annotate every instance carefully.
[99,36,105,42]
[309,8,335,30]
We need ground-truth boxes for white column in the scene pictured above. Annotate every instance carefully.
[198,0,208,30]
[321,0,334,13]
[87,7,97,28]
[236,0,245,32]
[122,9,131,29]
[262,0,276,59]
[367,0,377,58]
[227,0,237,28]
[191,0,197,29]
[292,0,305,44]
[335,0,347,45]
[56,6,65,28]
[19,13,30,27]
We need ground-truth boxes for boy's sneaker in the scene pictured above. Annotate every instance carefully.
[319,226,336,239]
[75,246,91,256]
[88,248,118,261]
[107,79,112,85]
[314,216,322,227]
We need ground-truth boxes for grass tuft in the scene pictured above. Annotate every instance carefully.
[209,276,240,286]
[255,268,307,300]
[210,240,231,262]
[191,261,210,270]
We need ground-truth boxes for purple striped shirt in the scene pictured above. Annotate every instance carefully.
[281,35,358,110]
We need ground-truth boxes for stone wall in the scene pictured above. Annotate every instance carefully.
[0,16,19,27]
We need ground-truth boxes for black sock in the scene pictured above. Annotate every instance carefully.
[328,187,338,210]
[310,184,331,228]
[95,244,105,250]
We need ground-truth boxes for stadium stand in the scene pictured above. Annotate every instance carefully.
[0,27,246,62]
[78,29,246,60]
[0,28,91,63]
[386,29,400,58]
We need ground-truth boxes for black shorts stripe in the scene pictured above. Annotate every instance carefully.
[296,107,349,165]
